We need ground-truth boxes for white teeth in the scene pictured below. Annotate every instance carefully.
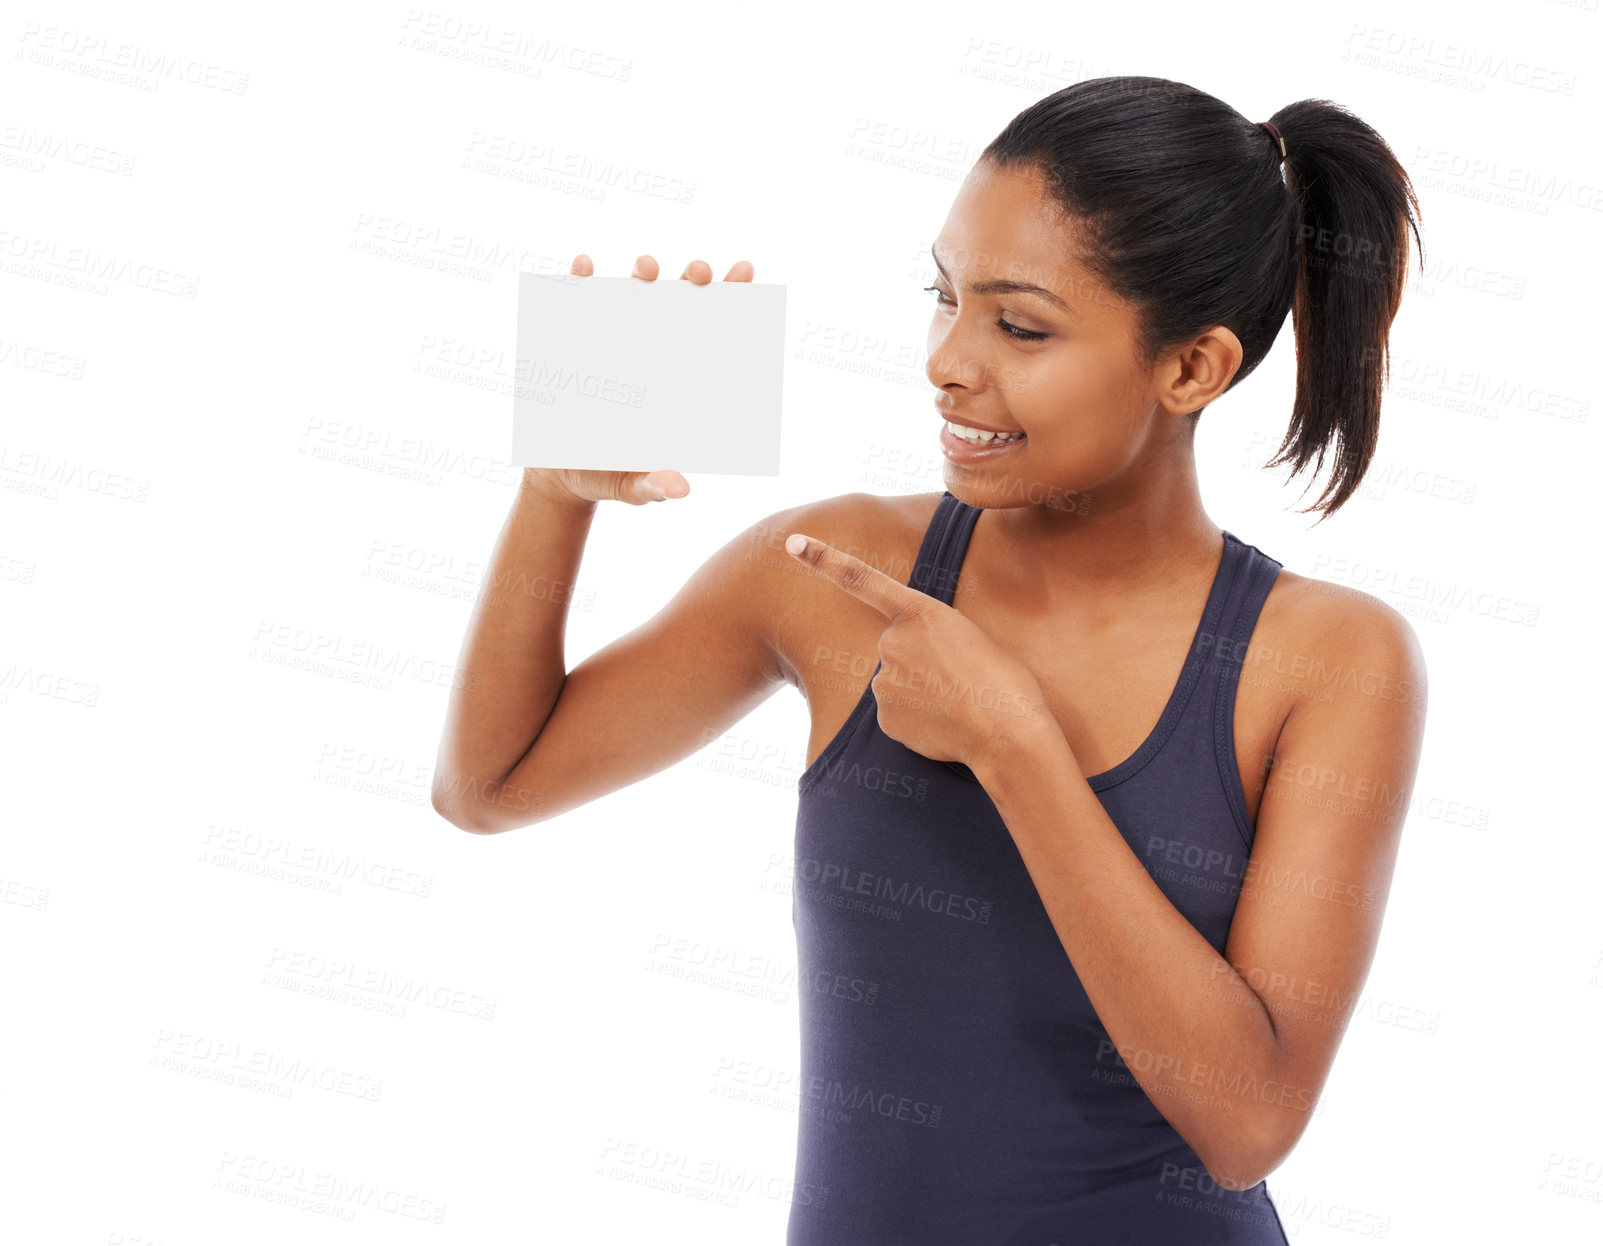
[946,420,1024,444]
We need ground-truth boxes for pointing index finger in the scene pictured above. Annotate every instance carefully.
[785,534,931,620]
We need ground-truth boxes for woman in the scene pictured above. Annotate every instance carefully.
[433,76,1428,1245]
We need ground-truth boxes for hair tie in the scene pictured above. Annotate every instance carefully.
[1258,121,1287,162]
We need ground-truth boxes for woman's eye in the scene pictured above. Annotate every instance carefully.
[922,285,1047,342]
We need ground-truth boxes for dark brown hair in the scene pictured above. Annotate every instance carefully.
[982,76,1425,520]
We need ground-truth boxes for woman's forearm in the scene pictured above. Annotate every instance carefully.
[431,470,598,830]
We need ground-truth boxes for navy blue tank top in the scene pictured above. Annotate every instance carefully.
[788,490,1290,1245]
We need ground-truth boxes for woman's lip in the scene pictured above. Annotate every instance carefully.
[936,413,1022,435]
[940,423,1027,463]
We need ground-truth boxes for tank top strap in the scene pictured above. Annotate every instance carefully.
[1203,532,1284,843]
[910,491,981,604]
[1203,532,1284,674]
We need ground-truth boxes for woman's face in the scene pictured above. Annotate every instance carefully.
[926,159,1195,515]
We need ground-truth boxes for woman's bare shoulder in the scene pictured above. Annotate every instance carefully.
[1253,565,1428,708]
[753,490,943,684]
[756,489,940,572]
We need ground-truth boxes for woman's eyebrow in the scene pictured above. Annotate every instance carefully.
[931,247,1077,318]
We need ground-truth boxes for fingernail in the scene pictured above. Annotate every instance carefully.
[785,534,806,555]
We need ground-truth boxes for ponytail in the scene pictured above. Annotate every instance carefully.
[1261,100,1424,518]
[982,78,1425,521]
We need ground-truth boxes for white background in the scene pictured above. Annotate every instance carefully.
[3,0,1599,1242]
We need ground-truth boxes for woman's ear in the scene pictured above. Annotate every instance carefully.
[1156,325,1244,417]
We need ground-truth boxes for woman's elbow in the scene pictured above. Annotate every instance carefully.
[1197,1114,1300,1193]
[431,770,555,833]
[431,777,505,834]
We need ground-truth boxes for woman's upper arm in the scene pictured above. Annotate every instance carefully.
[1217,589,1430,1170]
[463,497,830,833]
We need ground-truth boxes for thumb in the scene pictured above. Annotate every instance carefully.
[635,470,690,504]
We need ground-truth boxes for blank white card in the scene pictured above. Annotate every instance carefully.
[511,272,787,475]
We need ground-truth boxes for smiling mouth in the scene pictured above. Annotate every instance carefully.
[941,419,1027,446]
[939,424,1027,463]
